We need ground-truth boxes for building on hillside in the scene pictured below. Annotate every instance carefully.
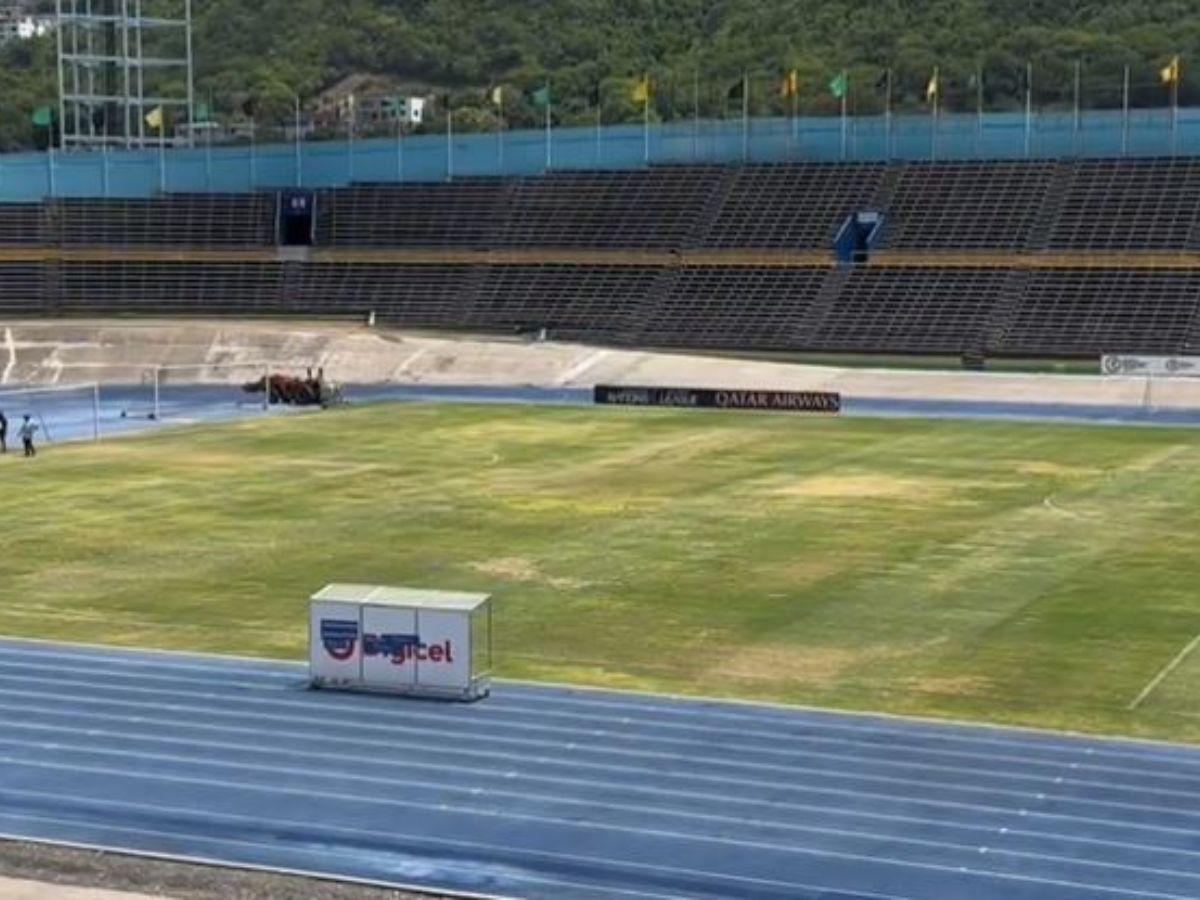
[0,3,52,41]
[313,74,433,131]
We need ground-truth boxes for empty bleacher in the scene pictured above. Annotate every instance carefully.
[1045,158,1200,251]
[0,263,45,313]
[287,263,478,326]
[316,180,509,248]
[882,161,1058,251]
[56,194,276,248]
[498,168,723,249]
[465,265,657,340]
[808,267,1008,354]
[997,269,1200,356]
[640,267,829,349]
[57,261,283,315]
[701,163,887,250]
[0,203,47,245]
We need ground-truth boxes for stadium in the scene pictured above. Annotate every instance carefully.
[3,4,1200,899]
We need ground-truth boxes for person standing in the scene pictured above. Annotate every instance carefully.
[19,414,37,458]
[0,409,6,454]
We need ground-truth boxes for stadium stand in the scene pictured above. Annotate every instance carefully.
[0,202,48,245]
[57,261,284,315]
[1044,158,1200,251]
[808,267,1008,354]
[998,269,1200,355]
[55,194,277,248]
[498,168,724,249]
[8,156,1200,360]
[316,180,510,248]
[641,266,831,349]
[881,161,1060,251]
[701,163,887,249]
[466,264,659,340]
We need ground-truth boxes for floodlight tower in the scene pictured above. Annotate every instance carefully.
[56,0,195,150]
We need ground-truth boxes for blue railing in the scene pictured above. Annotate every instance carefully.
[1,106,1198,201]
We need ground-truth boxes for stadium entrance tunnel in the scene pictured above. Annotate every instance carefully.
[835,210,884,264]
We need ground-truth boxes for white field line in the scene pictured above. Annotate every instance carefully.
[1129,631,1200,710]
[0,756,1192,900]
[2,327,14,385]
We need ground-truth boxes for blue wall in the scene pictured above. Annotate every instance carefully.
[2,106,1198,201]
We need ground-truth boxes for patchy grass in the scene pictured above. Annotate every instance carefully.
[3,402,1200,742]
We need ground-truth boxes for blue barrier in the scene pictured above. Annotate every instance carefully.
[1,106,1198,201]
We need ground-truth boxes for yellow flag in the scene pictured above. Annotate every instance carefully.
[631,75,650,104]
[1161,55,1181,85]
[144,106,163,130]
[926,70,939,102]
[490,86,503,106]
[780,69,799,99]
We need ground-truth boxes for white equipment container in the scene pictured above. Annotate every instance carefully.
[309,584,492,701]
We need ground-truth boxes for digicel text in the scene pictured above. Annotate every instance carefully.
[364,633,454,666]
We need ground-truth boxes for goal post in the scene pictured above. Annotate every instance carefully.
[0,382,101,444]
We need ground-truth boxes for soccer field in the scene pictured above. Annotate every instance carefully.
[3,402,1200,742]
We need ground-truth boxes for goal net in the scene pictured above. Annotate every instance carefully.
[0,383,101,446]
[115,361,283,423]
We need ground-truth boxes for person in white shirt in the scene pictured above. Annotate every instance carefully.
[19,415,37,458]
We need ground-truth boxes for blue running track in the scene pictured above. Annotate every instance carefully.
[0,638,1198,899]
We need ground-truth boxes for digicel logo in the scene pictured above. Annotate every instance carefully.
[363,632,454,666]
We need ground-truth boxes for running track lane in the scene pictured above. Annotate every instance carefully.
[0,639,1198,899]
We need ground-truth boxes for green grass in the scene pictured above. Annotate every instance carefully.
[3,403,1200,742]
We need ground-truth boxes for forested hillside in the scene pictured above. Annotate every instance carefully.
[2,0,1198,149]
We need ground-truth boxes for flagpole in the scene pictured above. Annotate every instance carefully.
[249,116,256,188]
[446,102,454,180]
[497,91,505,174]
[204,89,213,190]
[885,68,893,159]
[1024,62,1033,158]
[1171,58,1179,156]
[693,67,700,161]
[545,82,553,170]
[396,114,404,182]
[931,66,939,161]
[840,69,848,161]
[739,70,748,161]
[1073,59,1081,155]
[158,116,166,193]
[791,75,799,158]
[976,65,984,158]
[595,85,603,165]
[1122,64,1130,157]
[294,93,302,188]
[644,77,651,164]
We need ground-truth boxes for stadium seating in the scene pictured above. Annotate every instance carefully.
[701,163,887,249]
[640,266,830,348]
[316,180,509,248]
[55,194,277,248]
[1044,158,1200,251]
[998,269,1200,355]
[8,156,1200,361]
[498,168,724,249]
[881,161,1059,250]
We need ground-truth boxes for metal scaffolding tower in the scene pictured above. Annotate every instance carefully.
[56,0,194,150]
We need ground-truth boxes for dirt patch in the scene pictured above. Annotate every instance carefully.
[903,674,995,698]
[769,474,946,502]
[469,556,591,591]
[710,644,898,687]
[1015,461,1102,478]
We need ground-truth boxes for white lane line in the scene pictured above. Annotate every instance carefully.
[2,679,1197,836]
[0,817,686,900]
[7,698,1196,858]
[0,758,1191,900]
[3,669,1198,817]
[8,716,1200,869]
[1129,631,1200,710]
[3,637,1198,765]
[5,657,1195,794]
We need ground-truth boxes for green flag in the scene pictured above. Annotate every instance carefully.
[31,105,53,127]
[195,101,213,123]
[828,72,847,99]
[531,84,551,108]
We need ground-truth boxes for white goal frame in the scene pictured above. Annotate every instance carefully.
[0,382,101,443]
